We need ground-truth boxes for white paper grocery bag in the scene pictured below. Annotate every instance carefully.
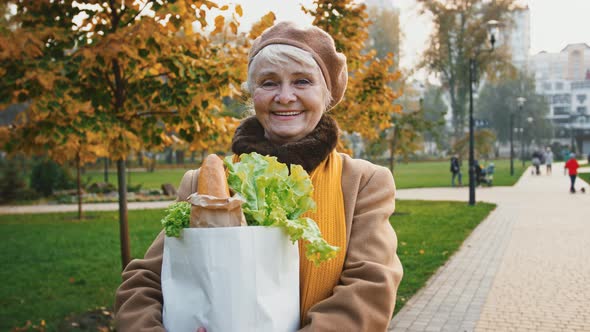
[162,226,300,332]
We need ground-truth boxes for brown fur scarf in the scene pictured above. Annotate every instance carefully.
[231,115,339,173]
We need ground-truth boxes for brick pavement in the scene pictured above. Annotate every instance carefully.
[389,163,590,332]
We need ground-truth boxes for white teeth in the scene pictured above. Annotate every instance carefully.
[273,111,301,116]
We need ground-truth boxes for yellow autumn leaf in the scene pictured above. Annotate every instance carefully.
[229,22,238,35]
[213,15,224,35]
[235,4,243,17]
[160,132,173,145]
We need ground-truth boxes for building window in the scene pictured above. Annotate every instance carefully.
[577,106,587,115]
[543,82,551,90]
[569,50,583,80]
[554,106,569,115]
[552,94,571,104]
[555,82,564,90]
[577,94,587,104]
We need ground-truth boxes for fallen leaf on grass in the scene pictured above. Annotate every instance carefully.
[11,319,46,332]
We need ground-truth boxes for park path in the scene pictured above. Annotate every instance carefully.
[388,162,590,332]
[0,199,174,214]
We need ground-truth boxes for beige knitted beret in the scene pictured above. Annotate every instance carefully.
[248,21,348,109]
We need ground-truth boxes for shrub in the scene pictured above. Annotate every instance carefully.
[127,183,142,193]
[86,182,116,194]
[30,159,75,196]
[0,158,30,203]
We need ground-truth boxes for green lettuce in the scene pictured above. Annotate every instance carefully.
[225,152,340,265]
[161,201,191,238]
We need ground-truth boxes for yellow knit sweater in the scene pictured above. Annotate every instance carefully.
[298,150,347,322]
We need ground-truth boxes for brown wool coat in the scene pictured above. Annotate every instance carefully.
[114,153,403,332]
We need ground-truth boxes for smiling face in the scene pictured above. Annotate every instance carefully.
[248,45,329,145]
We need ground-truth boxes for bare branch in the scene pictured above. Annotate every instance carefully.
[122,0,155,27]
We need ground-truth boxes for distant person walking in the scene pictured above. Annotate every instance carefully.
[450,155,462,187]
[544,147,554,175]
[564,153,580,193]
[531,150,542,175]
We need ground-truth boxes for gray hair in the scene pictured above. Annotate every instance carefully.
[246,44,332,110]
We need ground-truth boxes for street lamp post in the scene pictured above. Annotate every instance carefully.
[523,116,533,166]
[517,97,527,167]
[510,109,514,176]
[518,127,524,166]
[468,20,498,206]
[569,122,576,154]
[468,58,476,205]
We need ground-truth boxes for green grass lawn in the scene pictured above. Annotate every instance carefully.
[578,172,590,185]
[81,158,527,192]
[83,168,190,190]
[391,200,496,314]
[0,200,495,331]
[0,210,164,331]
[391,159,527,188]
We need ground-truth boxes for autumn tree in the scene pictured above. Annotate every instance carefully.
[452,128,497,160]
[1,2,108,219]
[476,73,551,145]
[303,0,402,144]
[11,99,108,220]
[421,83,448,150]
[385,85,439,171]
[0,1,246,269]
[416,0,518,140]
[366,4,401,70]
[364,5,445,168]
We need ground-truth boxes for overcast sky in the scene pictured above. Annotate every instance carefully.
[229,0,590,74]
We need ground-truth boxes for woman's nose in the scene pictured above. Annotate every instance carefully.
[274,85,296,104]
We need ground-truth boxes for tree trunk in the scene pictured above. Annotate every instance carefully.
[166,148,173,164]
[388,128,398,173]
[176,150,184,165]
[127,165,131,189]
[201,150,206,165]
[76,153,83,220]
[117,159,131,270]
[104,157,109,183]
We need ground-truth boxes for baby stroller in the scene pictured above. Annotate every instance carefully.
[475,161,494,186]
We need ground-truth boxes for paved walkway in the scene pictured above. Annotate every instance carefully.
[0,199,174,214]
[389,162,590,332]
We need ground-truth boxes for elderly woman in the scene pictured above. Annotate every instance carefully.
[115,21,403,331]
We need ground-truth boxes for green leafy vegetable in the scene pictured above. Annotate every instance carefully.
[161,201,191,237]
[225,152,340,265]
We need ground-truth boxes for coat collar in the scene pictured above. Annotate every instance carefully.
[231,115,339,173]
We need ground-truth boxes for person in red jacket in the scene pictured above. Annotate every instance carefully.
[564,153,580,193]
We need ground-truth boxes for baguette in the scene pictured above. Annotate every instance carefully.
[189,154,245,228]
[197,154,230,198]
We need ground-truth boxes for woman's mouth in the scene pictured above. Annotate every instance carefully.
[272,111,302,116]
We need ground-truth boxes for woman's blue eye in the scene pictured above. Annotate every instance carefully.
[261,81,278,88]
[295,79,311,86]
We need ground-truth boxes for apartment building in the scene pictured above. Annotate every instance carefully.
[530,43,590,154]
